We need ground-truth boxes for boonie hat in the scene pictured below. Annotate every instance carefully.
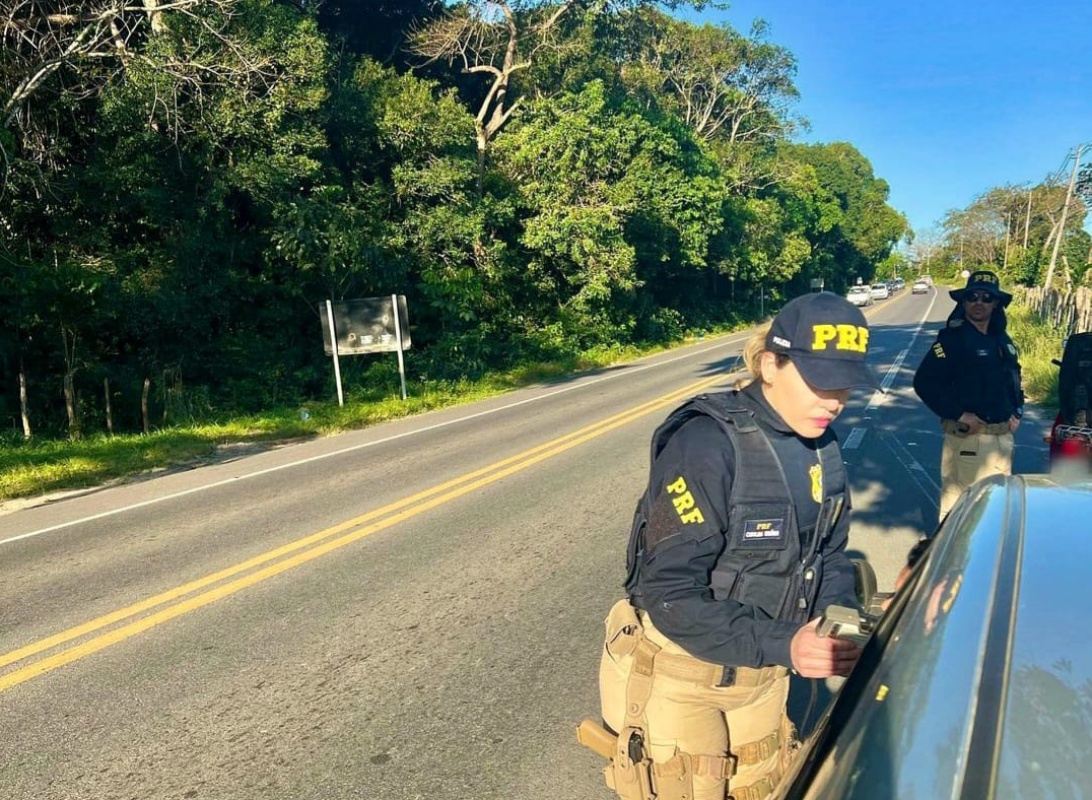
[949,270,1012,307]
[765,292,879,390]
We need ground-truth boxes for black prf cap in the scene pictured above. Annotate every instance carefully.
[765,292,880,390]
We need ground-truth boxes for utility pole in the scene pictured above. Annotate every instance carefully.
[1022,189,1033,250]
[1043,144,1084,291]
[1002,210,1011,271]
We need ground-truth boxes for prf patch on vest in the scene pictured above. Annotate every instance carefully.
[665,476,705,525]
[743,518,786,547]
[809,462,823,504]
[932,342,945,358]
[811,324,868,353]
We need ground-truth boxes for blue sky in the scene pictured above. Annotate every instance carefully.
[685,0,1092,236]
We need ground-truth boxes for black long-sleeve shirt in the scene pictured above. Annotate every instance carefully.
[633,382,858,669]
[913,320,1023,424]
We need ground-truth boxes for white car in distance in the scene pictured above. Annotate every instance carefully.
[846,285,873,307]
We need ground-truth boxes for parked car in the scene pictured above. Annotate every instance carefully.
[869,283,890,300]
[912,279,929,294]
[846,285,873,307]
[773,474,1092,800]
[1046,332,1092,469]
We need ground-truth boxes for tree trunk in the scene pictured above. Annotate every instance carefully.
[143,0,169,34]
[104,377,114,434]
[18,356,31,439]
[63,373,78,438]
[142,377,151,434]
[60,323,79,437]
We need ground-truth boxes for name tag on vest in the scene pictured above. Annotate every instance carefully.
[743,518,786,548]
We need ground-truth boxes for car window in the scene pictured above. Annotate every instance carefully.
[995,488,1092,799]
[781,491,1008,800]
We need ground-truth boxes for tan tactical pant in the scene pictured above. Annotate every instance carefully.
[599,600,792,800]
[939,429,1013,520]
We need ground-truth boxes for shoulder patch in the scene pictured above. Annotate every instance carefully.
[664,475,706,525]
[947,318,964,328]
[932,342,946,358]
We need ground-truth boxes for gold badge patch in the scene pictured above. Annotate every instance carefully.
[809,463,823,504]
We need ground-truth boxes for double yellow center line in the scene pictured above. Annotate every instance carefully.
[0,371,731,693]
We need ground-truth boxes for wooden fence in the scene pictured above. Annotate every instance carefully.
[1015,285,1092,335]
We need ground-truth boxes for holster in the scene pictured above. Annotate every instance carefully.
[580,600,777,800]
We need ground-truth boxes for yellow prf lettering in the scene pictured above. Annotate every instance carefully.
[836,324,868,353]
[666,476,688,495]
[811,324,837,350]
[665,476,705,524]
[813,324,867,352]
[672,492,695,513]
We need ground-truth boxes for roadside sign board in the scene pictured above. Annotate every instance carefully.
[320,296,411,356]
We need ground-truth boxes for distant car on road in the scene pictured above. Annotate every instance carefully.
[869,283,890,300]
[846,285,873,307]
[912,279,929,294]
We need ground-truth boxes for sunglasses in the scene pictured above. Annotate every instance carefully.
[964,292,996,304]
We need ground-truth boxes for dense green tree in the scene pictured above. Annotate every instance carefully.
[773,142,908,294]
[938,182,1088,287]
[496,81,729,344]
[304,0,443,67]
[0,0,912,439]
[408,1,715,178]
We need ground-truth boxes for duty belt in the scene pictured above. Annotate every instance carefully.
[652,650,787,689]
[941,419,1011,436]
[633,611,789,687]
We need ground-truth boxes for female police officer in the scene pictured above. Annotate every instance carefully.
[594,293,878,800]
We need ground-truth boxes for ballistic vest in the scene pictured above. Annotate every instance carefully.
[625,391,846,624]
[938,319,1021,424]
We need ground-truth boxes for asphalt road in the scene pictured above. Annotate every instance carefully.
[0,287,1050,800]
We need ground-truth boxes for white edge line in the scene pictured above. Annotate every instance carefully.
[3,333,752,545]
[864,289,940,411]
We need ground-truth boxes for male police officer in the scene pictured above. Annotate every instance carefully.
[913,271,1023,520]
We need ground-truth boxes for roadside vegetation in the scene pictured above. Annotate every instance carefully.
[2,299,1070,505]
[1,3,908,448]
[0,328,735,503]
[1007,304,1068,408]
[2,2,1085,503]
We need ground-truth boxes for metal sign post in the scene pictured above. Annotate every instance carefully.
[325,299,345,406]
[392,293,407,401]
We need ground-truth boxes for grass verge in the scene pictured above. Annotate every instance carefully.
[6,303,1062,507]
[1006,303,1066,408]
[0,333,720,504]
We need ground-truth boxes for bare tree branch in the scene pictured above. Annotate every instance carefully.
[409,0,578,174]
